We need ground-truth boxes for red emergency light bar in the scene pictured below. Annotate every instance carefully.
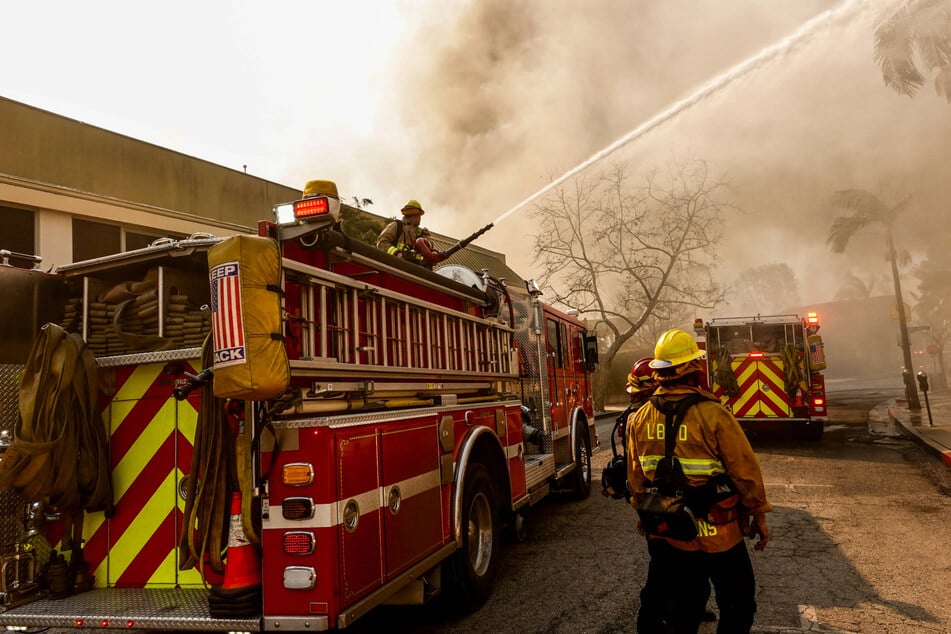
[806,312,819,326]
[748,351,765,358]
[294,196,330,219]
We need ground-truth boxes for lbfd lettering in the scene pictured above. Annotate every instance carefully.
[646,423,688,441]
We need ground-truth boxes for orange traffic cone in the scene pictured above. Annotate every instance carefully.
[221,491,260,590]
[208,491,261,618]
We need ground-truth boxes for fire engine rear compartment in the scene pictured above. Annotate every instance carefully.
[702,314,826,440]
[0,217,598,631]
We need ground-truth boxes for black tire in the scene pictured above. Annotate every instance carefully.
[799,421,824,441]
[571,424,592,500]
[446,462,500,612]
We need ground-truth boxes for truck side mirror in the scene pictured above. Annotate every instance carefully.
[916,370,930,393]
[583,335,599,372]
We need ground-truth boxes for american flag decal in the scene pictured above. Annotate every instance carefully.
[210,261,247,367]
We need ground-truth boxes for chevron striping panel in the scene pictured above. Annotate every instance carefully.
[52,360,202,589]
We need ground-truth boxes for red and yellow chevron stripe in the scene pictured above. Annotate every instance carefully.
[715,356,791,418]
[51,360,205,588]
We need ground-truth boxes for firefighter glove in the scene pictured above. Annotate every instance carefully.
[745,512,770,551]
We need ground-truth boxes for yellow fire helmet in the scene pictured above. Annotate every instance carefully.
[649,328,705,369]
[402,199,425,216]
[303,180,339,199]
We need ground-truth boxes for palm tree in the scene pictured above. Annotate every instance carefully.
[874,0,951,101]
[827,190,920,409]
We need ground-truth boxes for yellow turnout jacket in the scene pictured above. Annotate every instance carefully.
[626,384,772,552]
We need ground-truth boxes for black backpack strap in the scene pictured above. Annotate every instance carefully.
[649,393,706,458]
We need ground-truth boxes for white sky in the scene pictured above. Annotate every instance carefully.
[3,0,949,311]
[2,1,426,197]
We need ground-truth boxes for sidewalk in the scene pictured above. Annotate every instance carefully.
[869,392,951,468]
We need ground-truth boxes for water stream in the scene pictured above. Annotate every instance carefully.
[489,0,865,228]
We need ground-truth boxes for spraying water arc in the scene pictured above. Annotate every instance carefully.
[442,0,865,257]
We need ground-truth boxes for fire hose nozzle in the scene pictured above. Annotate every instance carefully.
[174,368,214,401]
[441,223,494,259]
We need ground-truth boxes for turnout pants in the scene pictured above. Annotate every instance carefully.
[637,539,756,634]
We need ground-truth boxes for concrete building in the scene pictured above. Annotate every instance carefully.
[0,95,525,287]
[1,95,302,270]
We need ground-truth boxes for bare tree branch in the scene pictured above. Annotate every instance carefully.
[530,158,728,408]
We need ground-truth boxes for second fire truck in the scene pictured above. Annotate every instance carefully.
[0,181,599,631]
[695,312,827,440]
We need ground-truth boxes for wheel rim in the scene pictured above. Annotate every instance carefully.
[466,491,493,576]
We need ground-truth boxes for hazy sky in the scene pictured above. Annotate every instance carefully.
[4,0,949,311]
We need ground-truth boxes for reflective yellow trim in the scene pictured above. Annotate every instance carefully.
[678,458,726,476]
[637,455,726,476]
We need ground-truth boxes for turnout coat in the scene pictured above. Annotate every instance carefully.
[626,383,772,552]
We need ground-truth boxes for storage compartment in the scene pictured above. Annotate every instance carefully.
[55,237,219,357]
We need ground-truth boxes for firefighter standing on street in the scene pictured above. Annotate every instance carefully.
[622,356,715,630]
[613,357,656,455]
[627,328,771,634]
[376,199,444,267]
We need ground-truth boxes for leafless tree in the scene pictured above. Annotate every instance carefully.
[731,263,802,315]
[531,158,728,409]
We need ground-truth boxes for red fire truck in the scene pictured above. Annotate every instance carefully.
[0,183,599,631]
[695,312,827,440]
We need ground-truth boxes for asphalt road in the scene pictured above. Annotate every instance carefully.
[349,382,951,633]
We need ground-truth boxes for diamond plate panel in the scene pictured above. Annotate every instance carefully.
[0,365,25,548]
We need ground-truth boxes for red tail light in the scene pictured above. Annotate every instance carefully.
[293,196,330,219]
[283,531,316,555]
[812,397,824,406]
[748,351,764,359]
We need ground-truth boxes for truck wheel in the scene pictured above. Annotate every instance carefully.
[571,425,592,500]
[446,462,500,612]
[799,421,824,442]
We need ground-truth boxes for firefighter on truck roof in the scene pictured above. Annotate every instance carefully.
[376,199,445,268]
[626,328,772,634]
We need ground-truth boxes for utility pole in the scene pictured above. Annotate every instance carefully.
[888,229,921,411]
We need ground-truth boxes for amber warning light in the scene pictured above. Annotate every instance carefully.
[806,312,819,326]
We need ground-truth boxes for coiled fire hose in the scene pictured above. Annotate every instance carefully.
[179,336,260,578]
[0,323,114,551]
[713,346,741,398]
[179,337,237,576]
[781,345,805,400]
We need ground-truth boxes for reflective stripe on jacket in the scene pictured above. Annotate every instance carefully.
[626,384,772,552]
[375,220,420,258]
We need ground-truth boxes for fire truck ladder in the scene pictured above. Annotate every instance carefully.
[281,259,518,411]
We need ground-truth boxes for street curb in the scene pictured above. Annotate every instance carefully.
[887,405,951,469]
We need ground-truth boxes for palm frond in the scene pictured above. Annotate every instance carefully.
[874,5,925,96]
[829,189,889,217]
[826,215,869,252]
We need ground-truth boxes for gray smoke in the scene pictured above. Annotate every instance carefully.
[384,0,951,311]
